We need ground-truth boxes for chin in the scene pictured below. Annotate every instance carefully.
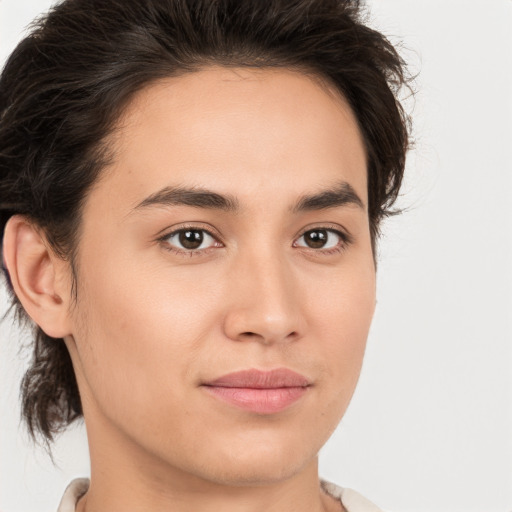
[177,433,320,487]
[200,457,310,488]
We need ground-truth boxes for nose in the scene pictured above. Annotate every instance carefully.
[222,251,305,345]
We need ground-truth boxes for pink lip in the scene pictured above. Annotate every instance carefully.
[202,368,310,414]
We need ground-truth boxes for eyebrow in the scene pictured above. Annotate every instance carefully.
[132,180,364,214]
[133,186,239,212]
[291,181,364,212]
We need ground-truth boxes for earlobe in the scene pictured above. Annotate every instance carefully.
[3,215,72,338]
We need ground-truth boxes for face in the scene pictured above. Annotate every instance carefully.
[64,67,375,486]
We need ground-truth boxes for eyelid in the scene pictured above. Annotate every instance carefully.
[155,222,352,256]
[154,221,222,240]
[294,223,352,242]
[156,222,224,255]
[293,224,353,252]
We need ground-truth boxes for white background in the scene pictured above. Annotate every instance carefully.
[1,1,511,511]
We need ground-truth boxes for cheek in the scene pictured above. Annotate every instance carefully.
[69,252,219,419]
[308,255,375,336]
[305,259,375,393]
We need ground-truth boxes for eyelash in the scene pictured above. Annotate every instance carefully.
[294,225,353,255]
[157,223,222,257]
[157,224,353,257]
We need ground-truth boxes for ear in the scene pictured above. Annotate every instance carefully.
[3,215,73,338]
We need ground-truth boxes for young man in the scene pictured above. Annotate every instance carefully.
[0,1,410,511]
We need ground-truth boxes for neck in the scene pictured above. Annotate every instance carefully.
[76,414,342,512]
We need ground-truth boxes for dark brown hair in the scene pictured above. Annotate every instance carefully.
[0,0,410,443]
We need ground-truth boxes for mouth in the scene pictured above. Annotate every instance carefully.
[201,368,311,414]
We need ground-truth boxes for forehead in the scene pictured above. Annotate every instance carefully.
[92,66,367,214]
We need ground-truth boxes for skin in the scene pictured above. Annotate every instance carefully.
[5,67,375,512]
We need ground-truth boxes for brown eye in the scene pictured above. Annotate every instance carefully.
[303,229,328,248]
[165,228,218,251]
[179,229,204,249]
[295,229,344,250]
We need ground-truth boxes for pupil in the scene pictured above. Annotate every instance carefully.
[179,230,203,249]
[305,230,327,248]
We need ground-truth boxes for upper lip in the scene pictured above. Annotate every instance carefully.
[203,368,311,389]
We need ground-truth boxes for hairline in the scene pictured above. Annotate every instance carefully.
[64,61,377,303]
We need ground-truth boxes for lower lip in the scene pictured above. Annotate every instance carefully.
[202,386,308,414]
